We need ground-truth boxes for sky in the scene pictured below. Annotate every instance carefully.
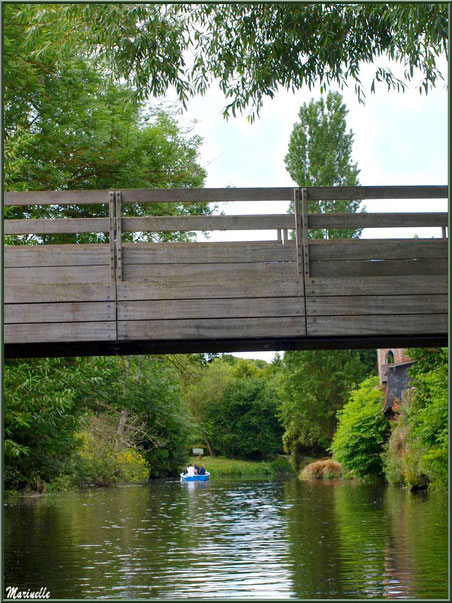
[161,57,448,362]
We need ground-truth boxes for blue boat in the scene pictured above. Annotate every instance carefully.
[180,472,210,482]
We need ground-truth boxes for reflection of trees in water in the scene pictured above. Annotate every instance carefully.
[283,479,346,599]
[5,480,448,599]
[333,481,388,598]
[382,486,448,599]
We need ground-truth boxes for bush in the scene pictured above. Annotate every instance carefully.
[382,405,428,490]
[300,459,343,480]
[207,376,283,459]
[409,358,448,489]
[115,448,150,483]
[51,414,150,490]
[382,351,448,491]
[267,455,296,475]
[331,377,389,478]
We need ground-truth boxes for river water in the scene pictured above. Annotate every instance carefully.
[4,478,448,599]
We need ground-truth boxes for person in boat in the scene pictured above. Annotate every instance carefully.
[193,464,199,474]
[198,464,206,475]
[186,464,196,477]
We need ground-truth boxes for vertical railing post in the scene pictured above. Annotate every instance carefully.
[108,191,116,283]
[294,188,303,279]
[300,187,310,280]
[115,191,123,282]
[294,188,308,335]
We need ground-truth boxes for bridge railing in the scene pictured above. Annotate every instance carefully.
[4,186,448,356]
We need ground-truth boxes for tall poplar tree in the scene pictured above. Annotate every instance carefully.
[285,91,361,239]
[280,92,376,467]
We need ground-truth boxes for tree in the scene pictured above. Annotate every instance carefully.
[285,91,361,239]
[5,4,447,121]
[406,348,448,488]
[280,90,376,465]
[4,4,209,245]
[279,350,377,467]
[4,357,105,490]
[4,354,196,489]
[207,375,284,460]
[183,358,235,456]
[331,377,388,478]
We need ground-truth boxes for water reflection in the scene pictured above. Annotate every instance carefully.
[4,479,448,599]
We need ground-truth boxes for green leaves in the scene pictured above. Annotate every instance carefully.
[331,377,388,478]
[285,91,362,240]
[5,4,447,122]
[279,349,377,466]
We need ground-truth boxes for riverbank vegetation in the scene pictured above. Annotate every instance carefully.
[186,456,295,478]
[7,347,446,494]
[4,5,447,495]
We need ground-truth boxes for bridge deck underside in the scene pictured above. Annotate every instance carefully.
[4,237,448,357]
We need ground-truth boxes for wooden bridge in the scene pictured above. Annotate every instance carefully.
[4,186,448,358]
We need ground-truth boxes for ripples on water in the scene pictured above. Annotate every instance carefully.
[4,479,448,599]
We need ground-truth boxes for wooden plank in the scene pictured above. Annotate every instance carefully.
[121,214,293,232]
[311,258,447,278]
[5,284,114,304]
[109,192,116,283]
[4,190,111,206]
[5,302,114,324]
[306,185,448,201]
[306,275,447,296]
[116,191,123,282]
[121,262,299,296]
[307,212,448,229]
[118,264,299,300]
[118,297,304,320]
[306,295,447,316]
[5,218,110,235]
[307,314,447,336]
[4,244,109,267]
[4,321,116,344]
[122,241,296,264]
[118,317,305,340]
[120,188,295,203]
[301,188,310,279]
[5,266,110,284]
[309,239,448,261]
[5,186,446,207]
[294,189,304,279]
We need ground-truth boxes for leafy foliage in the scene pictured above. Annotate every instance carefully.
[331,377,389,478]
[207,374,283,459]
[4,4,209,245]
[285,91,361,239]
[4,358,92,490]
[279,350,377,467]
[406,348,448,488]
[183,358,235,455]
[4,355,195,490]
[5,4,447,121]
[184,358,284,460]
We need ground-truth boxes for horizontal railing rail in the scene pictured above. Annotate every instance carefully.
[305,212,448,229]
[5,218,111,235]
[121,214,293,232]
[4,190,110,206]
[4,186,448,239]
[5,185,448,206]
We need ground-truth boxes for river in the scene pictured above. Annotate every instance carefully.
[4,478,448,599]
